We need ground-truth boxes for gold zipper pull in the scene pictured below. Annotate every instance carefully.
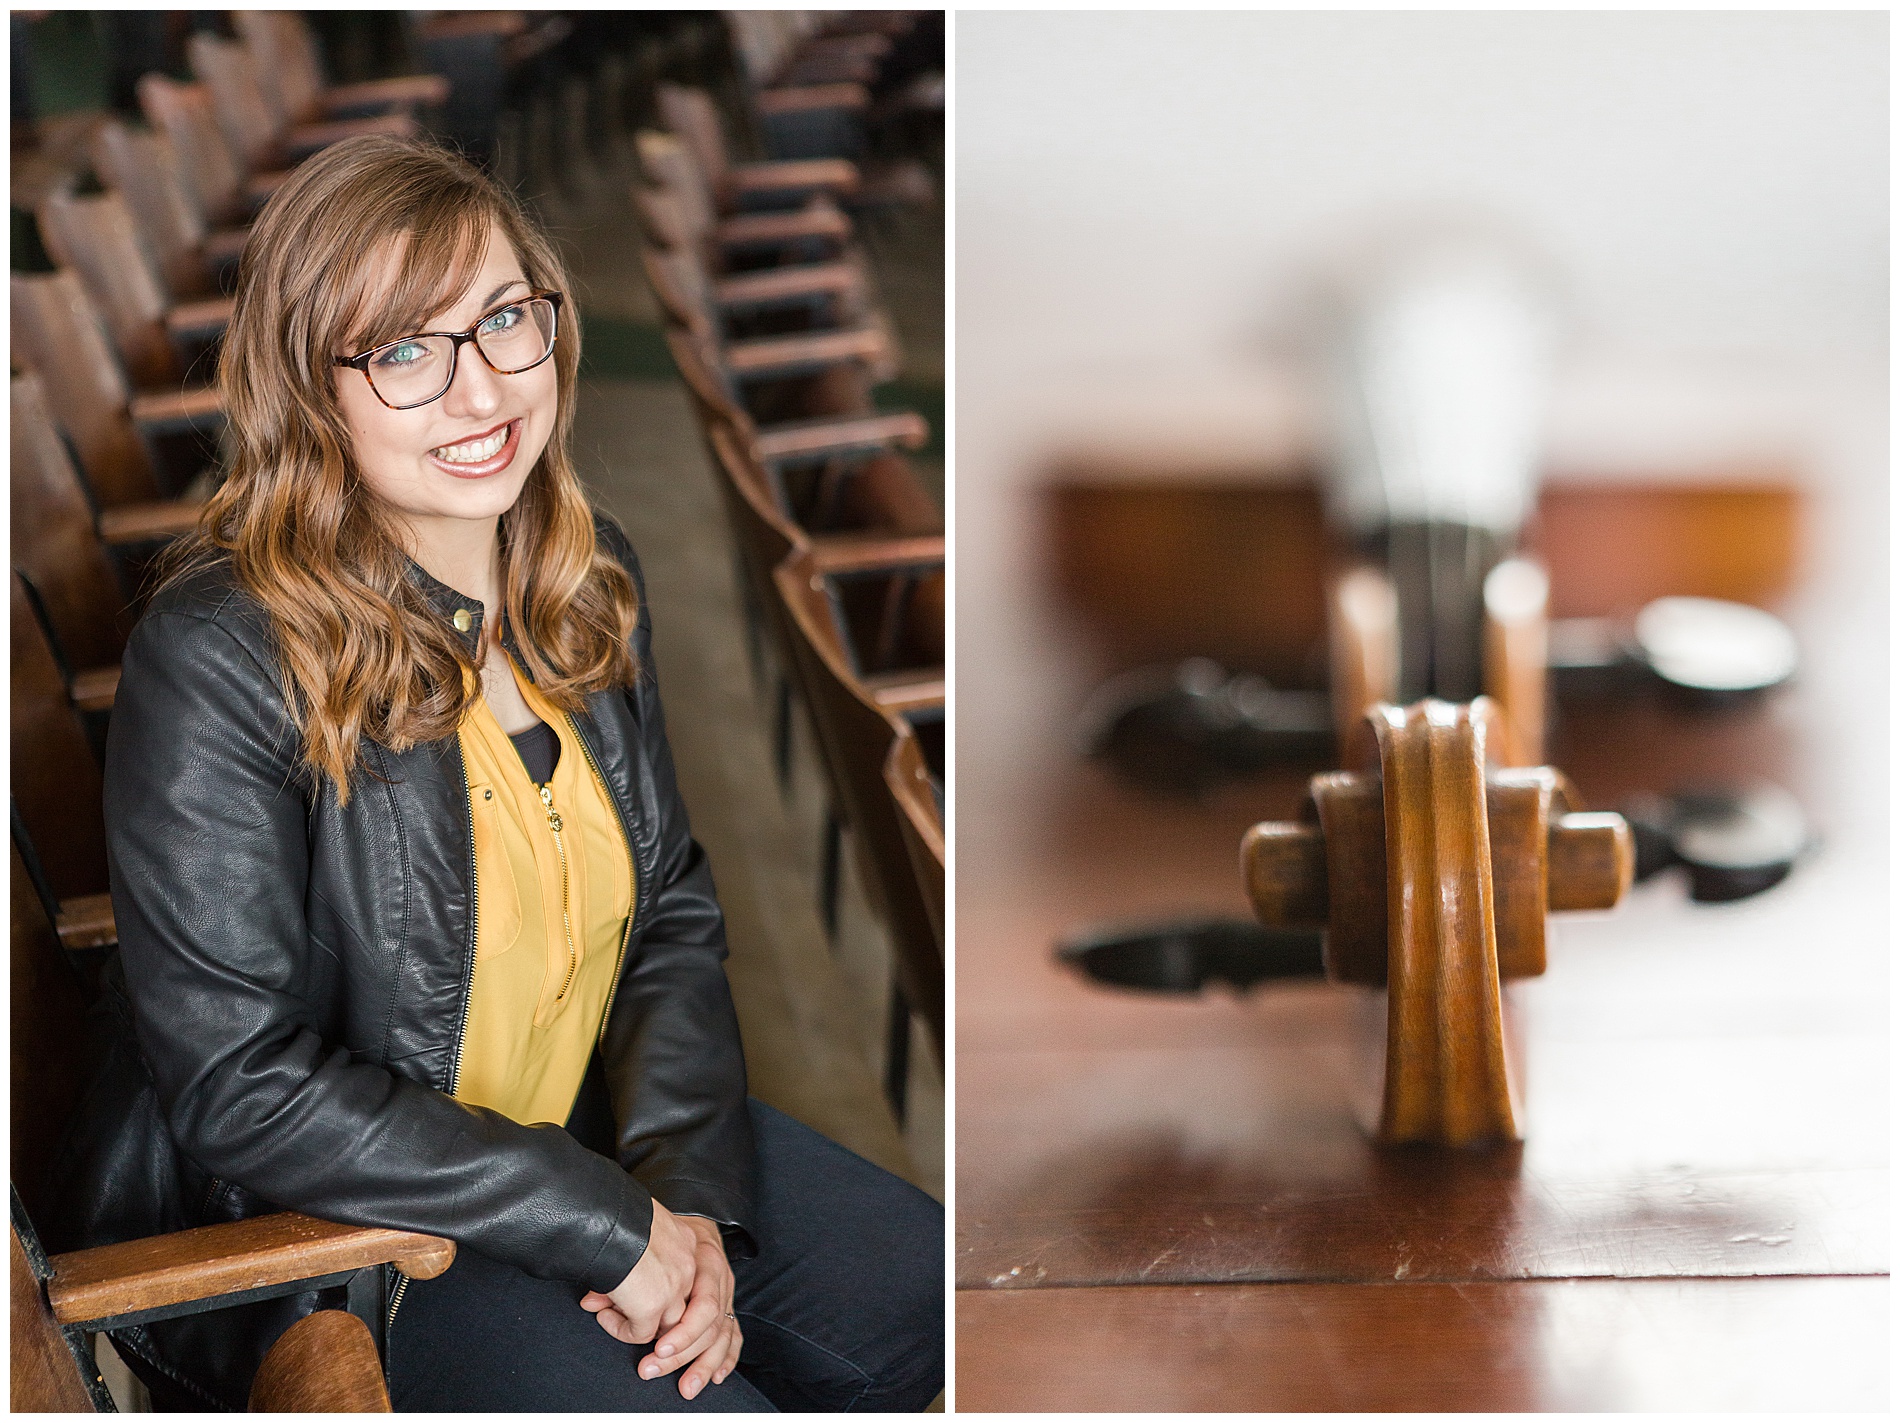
[539,779,578,1005]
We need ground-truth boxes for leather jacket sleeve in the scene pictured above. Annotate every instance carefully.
[593,517,760,1257]
[105,592,655,1293]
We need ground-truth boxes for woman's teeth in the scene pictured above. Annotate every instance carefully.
[433,425,511,464]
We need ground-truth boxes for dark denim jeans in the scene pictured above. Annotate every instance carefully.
[386,1096,944,1411]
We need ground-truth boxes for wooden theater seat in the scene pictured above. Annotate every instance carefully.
[89,119,247,300]
[10,841,452,1412]
[11,373,202,710]
[10,270,222,508]
[884,725,944,951]
[232,11,449,130]
[773,546,945,1092]
[642,248,894,422]
[35,188,232,393]
[665,325,927,475]
[656,83,860,212]
[11,572,110,908]
[636,131,855,265]
[137,73,285,226]
[188,33,415,179]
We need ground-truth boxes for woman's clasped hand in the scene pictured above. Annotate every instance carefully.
[581,1198,743,1401]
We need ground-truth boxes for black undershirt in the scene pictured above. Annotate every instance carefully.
[508,720,560,785]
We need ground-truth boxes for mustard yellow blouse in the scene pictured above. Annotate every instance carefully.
[454,660,636,1126]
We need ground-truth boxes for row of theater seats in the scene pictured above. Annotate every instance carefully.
[12,11,452,558]
[11,10,456,916]
[633,83,946,1119]
[10,14,462,1410]
[720,9,941,199]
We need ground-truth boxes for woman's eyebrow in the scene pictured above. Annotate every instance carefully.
[481,278,530,308]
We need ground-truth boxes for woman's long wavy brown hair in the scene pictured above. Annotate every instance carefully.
[171,136,639,801]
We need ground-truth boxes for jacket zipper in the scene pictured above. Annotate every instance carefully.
[401,758,481,1336]
[539,780,579,1003]
[565,712,639,1037]
[386,1267,410,1329]
[446,762,479,1098]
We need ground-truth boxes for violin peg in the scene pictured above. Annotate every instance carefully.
[1548,812,1635,911]
[1239,822,1327,929]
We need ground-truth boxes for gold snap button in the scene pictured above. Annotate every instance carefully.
[452,608,472,632]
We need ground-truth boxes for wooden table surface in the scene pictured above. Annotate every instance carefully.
[953,479,1888,1410]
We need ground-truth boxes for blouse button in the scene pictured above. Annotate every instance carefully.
[453,608,473,632]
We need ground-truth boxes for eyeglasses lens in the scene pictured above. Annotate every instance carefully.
[367,298,557,407]
[476,298,557,372]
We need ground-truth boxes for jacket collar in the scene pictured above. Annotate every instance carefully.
[403,555,534,671]
[403,556,488,654]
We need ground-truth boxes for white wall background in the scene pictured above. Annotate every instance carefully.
[957,10,1888,479]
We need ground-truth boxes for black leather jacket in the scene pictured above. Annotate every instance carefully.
[46,515,754,1408]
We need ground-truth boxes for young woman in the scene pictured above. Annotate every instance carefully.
[51,135,942,1411]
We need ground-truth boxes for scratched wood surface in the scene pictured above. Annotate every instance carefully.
[956,748,1886,1290]
[954,468,1887,1408]
[955,1276,1889,1412]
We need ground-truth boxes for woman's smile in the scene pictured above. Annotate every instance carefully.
[429,417,523,478]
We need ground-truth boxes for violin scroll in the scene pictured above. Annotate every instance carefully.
[1241,697,1633,1145]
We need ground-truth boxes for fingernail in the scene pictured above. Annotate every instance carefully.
[657,1344,674,1358]
[640,1363,656,1379]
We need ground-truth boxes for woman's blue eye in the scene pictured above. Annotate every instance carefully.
[480,305,524,335]
[373,341,430,369]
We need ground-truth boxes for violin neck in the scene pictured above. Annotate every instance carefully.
[1358,520,1511,703]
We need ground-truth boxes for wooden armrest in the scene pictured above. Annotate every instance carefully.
[728,159,861,199]
[415,12,526,42]
[164,296,235,338]
[757,83,872,118]
[129,386,223,430]
[808,532,945,576]
[725,326,887,377]
[715,204,853,249]
[852,160,936,208]
[68,666,121,713]
[48,1213,455,1329]
[203,226,249,264]
[320,74,451,114]
[714,261,861,309]
[754,411,929,462]
[55,892,117,951]
[284,113,417,158]
[98,498,205,544]
[865,670,944,714]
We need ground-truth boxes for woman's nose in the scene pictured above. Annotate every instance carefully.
[441,338,503,418]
